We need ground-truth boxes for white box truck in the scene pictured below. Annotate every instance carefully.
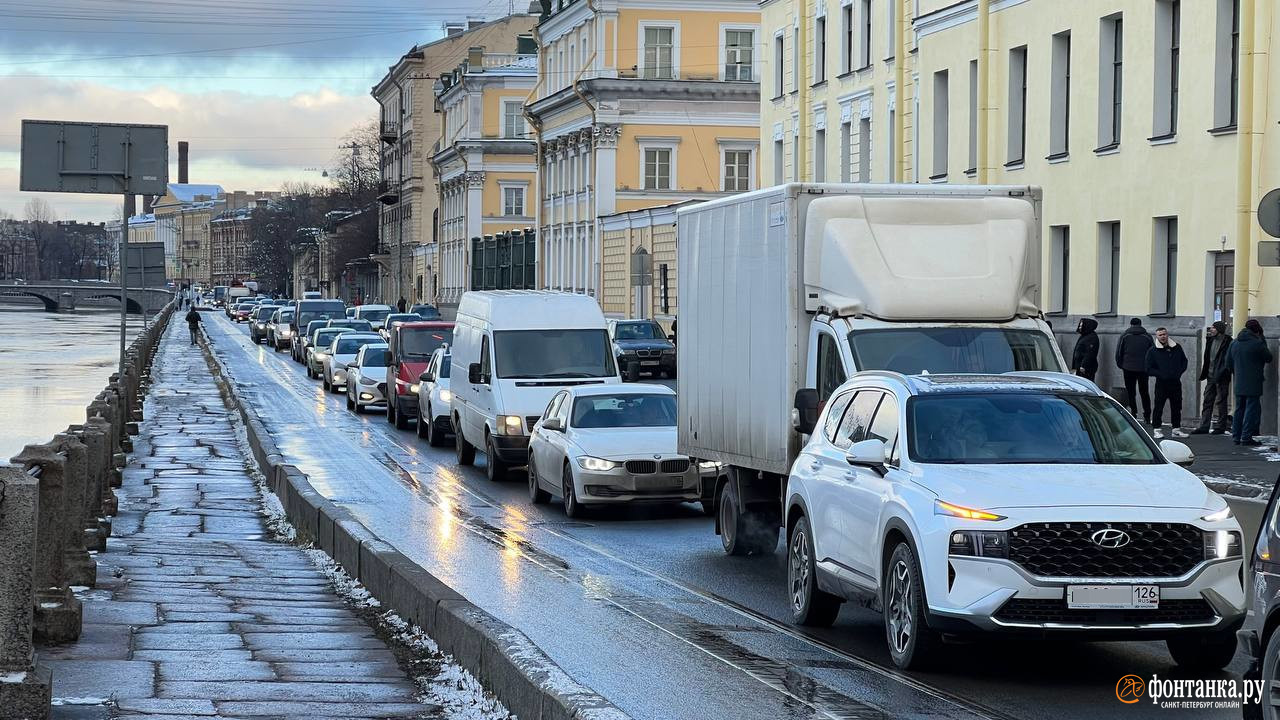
[677,183,1066,555]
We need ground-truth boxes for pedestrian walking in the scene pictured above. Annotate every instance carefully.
[1071,318,1100,381]
[396,296,407,313]
[1227,319,1273,446]
[1145,328,1189,439]
[185,307,201,346]
[1192,321,1233,434]
[1115,317,1155,423]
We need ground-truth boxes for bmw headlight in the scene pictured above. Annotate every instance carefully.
[577,456,619,472]
[497,414,525,435]
[439,389,453,403]
[662,348,676,355]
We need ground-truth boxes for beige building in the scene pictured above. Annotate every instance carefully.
[528,0,762,302]
[599,201,692,325]
[373,15,538,308]
[432,47,539,305]
[151,183,225,286]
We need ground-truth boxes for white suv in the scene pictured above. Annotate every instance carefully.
[785,372,1245,670]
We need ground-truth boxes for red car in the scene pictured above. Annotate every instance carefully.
[233,303,255,323]
[386,321,454,429]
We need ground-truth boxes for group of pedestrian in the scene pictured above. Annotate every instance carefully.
[1072,317,1273,445]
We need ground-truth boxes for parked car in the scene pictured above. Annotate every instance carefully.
[410,303,442,320]
[608,319,676,380]
[379,313,423,341]
[322,332,383,393]
[451,291,621,481]
[325,319,374,332]
[249,306,276,343]
[351,303,394,330]
[784,371,1244,671]
[386,321,455,430]
[346,343,391,413]
[306,328,352,379]
[232,302,255,322]
[528,384,701,518]
[295,320,330,363]
[415,347,454,446]
[266,308,295,351]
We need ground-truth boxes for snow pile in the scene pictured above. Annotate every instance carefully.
[1249,436,1280,462]
[226,405,295,542]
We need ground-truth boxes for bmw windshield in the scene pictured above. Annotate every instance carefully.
[908,392,1159,465]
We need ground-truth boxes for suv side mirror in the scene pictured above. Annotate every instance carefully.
[1159,439,1195,467]
[542,417,564,432]
[793,388,819,435]
[846,438,888,476]
[468,362,485,385]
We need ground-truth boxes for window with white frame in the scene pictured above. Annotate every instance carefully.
[1049,225,1069,313]
[774,31,785,97]
[859,0,872,68]
[932,70,949,179]
[841,3,853,74]
[774,138,784,185]
[967,59,978,172]
[1050,33,1071,157]
[642,26,675,79]
[1098,14,1123,150]
[723,148,752,192]
[814,127,826,181]
[814,14,827,83]
[502,101,525,139]
[1007,46,1027,165]
[502,185,526,217]
[793,25,801,91]
[725,29,754,81]
[1213,0,1240,129]
[1153,217,1178,315]
[643,146,673,190]
[1097,221,1121,314]
[1153,1,1180,138]
[856,115,869,181]
[840,118,852,182]
[885,0,896,60]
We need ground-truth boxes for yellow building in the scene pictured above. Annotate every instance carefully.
[527,0,762,302]
[599,201,692,324]
[431,48,539,305]
[151,183,225,286]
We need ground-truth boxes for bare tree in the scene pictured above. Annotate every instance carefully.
[24,198,60,279]
[328,120,381,204]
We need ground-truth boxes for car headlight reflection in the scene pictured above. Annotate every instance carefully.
[577,456,619,472]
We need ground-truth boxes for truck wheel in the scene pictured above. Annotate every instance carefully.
[788,516,842,626]
[455,422,476,466]
[386,401,397,424]
[394,401,410,430]
[884,542,941,670]
[717,480,778,556]
[1167,631,1239,671]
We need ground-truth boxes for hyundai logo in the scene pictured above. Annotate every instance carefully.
[1091,529,1131,548]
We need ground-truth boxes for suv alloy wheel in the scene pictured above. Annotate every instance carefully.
[788,516,841,626]
[884,542,941,670]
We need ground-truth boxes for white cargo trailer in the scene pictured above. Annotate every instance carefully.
[677,183,1065,555]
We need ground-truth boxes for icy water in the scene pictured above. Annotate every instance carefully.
[0,304,146,459]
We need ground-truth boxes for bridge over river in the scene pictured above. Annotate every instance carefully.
[0,282,173,313]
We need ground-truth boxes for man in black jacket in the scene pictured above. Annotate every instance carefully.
[1228,319,1273,446]
[185,307,202,346]
[1192,321,1233,434]
[1072,318,1100,380]
[1115,317,1154,423]
[1145,327,1188,439]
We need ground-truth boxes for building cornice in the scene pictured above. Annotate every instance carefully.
[528,78,761,119]
[914,0,1030,39]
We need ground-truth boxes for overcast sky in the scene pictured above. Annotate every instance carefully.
[0,0,521,221]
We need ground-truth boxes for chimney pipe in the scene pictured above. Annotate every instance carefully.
[178,141,189,184]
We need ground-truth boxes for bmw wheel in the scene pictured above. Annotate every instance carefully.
[528,455,550,504]
[884,542,941,670]
[562,464,584,518]
[788,516,841,626]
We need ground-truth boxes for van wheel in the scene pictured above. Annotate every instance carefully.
[455,424,476,466]
[386,402,397,424]
[1167,631,1239,671]
[788,516,842,626]
[394,401,410,430]
[485,434,509,481]
[884,542,941,670]
[717,478,777,556]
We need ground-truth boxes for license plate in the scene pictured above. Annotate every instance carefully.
[641,360,659,366]
[635,476,684,490]
[1066,584,1159,609]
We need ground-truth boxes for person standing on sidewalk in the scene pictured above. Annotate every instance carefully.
[185,307,201,346]
[1072,318,1100,381]
[1228,319,1273,446]
[1116,317,1155,423]
[1193,321,1234,434]
[1145,327,1188,439]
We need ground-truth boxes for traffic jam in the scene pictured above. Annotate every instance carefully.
[211,184,1262,700]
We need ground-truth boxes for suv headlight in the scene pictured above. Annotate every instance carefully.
[496,414,525,435]
[1204,530,1243,559]
[1201,507,1234,523]
[948,530,1009,558]
[577,456,618,471]
[934,500,1006,521]
[662,348,676,355]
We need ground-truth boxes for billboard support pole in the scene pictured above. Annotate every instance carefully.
[119,193,128,375]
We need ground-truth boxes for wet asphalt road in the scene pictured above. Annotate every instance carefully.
[206,313,1251,720]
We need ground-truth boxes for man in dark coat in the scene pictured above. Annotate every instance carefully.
[1115,317,1154,423]
[1228,318,1273,446]
[1145,328,1189,439]
[1072,318,1100,381]
[1193,321,1233,434]
[185,307,202,346]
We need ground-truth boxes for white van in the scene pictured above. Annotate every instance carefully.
[351,303,394,330]
[451,291,621,481]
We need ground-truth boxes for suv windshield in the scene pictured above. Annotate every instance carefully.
[571,393,676,428]
[401,327,453,359]
[494,329,616,379]
[848,328,1062,375]
[909,393,1159,464]
[614,322,664,341]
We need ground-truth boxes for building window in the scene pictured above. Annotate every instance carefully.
[859,0,872,68]
[502,101,525,139]
[841,3,854,74]
[885,0,896,60]
[723,149,752,192]
[1007,46,1027,165]
[858,116,871,182]
[725,29,754,81]
[1098,15,1123,150]
[1050,226,1070,313]
[1214,0,1240,129]
[932,70,949,179]
[642,26,675,79]
[967,59,977,173]
[643,147,673,190]
[503,186,526,217]
[774,31,785,97]
[1097,221,1121,314]
[814,127,826,181]
[1050,32,1070,157]
[774,138,785,184]
[814,14,827,83]
[1153,1,1179,138]
[887,106,895,181]
[840,119,852,182]
[1214,251,1235,322]
[1152,217,1178,315]
[793,25,801,91]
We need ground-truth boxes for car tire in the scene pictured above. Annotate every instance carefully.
[455,423,476,466]
[323,375,331,391]
[1166,631,1239,672]
[717,478,778,556]
[426,406,447,447]
[386,402,396,425]
[485,434,508,481]
[788,515,842,627]
[528,455,550,504]
[347,393,355,411]
[562,464,585,518]
[416,409,430,439]
[394,400,410,430]
[884,542,942,670]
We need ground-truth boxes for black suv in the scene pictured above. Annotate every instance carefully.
[609,319,675,380]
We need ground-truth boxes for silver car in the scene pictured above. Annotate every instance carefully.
[347,343,391,413]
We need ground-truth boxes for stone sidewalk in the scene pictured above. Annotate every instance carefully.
[44,319,441,719]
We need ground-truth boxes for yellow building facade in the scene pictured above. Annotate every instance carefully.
[528,0,761,304]
[432,48,539,305]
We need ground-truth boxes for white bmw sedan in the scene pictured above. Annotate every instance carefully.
[527,384,702,518]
